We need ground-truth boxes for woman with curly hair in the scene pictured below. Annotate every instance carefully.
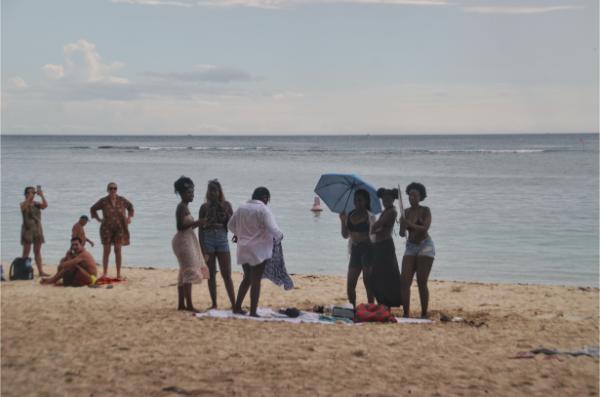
[198,179,236,310]
[400,182,435,318]
[172,176,209,312]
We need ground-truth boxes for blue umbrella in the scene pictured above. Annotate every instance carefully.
[314,174,382,214]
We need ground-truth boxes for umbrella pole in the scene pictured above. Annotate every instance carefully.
[397,183,407,239]
[397,183,405,221]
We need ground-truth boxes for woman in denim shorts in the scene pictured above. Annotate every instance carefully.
[400,182,435,318]
[198,180,236,309]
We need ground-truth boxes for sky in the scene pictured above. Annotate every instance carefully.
[1,0,598,135]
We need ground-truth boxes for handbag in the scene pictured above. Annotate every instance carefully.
[354,303,397,323]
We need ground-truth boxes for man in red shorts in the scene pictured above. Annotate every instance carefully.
[41,237,98,286]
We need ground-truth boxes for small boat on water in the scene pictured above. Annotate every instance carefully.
[311,196,323,212]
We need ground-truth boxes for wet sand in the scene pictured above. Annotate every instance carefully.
[1,265,598,396]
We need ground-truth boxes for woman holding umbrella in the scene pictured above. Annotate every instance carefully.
[339,189,375,308]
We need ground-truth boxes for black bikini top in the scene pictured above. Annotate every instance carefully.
[347,210,370,233]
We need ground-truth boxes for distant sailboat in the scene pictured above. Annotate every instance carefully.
[310,196,323,212]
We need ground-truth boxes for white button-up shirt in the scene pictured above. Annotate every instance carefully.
[228,200,283,266]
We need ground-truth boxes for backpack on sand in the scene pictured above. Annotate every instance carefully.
[9,257,34,280]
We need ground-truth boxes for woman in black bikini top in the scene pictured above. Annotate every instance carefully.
[339,189,374,307]
[346,211,370,233]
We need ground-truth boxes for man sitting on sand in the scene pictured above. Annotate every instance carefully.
[228,187,283,317]
[41,237,97,287]
[72,215,95,247]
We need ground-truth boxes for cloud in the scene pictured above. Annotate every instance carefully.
[111,0,590,13]
[462,5,582,14]
[42,64,65,79]
[42,39,128,84]
[9,77,28,89]
[5,39,257,102]
[272,91,304,100]
[112,0,448,9]
[146,64,255,83]
[111,0,193,6]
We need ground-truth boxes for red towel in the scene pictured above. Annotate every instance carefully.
[95,276,126,285]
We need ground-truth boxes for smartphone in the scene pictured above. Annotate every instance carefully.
[36,185,42,192]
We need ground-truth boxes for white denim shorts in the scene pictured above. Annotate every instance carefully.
[404,238,435,258]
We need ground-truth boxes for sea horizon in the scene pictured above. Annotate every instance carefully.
[3,132,598,137]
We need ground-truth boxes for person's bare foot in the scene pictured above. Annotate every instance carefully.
[178,305,186,311]
[39,271,50,277]
[185,306,201,314]
[233,307,247,315]
[249,312,260,318]
[207,304,217,311]
[40,278,52,285]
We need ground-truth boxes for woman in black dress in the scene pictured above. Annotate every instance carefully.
[370,188,402,307]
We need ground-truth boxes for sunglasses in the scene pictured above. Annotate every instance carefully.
[108,187,118,191]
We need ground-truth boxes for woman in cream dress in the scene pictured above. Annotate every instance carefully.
[172,176,209,312]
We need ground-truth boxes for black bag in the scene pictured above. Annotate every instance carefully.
[9,257,34,280]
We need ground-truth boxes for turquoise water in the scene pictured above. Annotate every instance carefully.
[1,134,598,286]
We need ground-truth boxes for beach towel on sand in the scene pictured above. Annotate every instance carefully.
[95,276,126,285]
[196,308,432,325]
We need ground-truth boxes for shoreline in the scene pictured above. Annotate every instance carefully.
[3,261,598,289]
[2,265,598,396]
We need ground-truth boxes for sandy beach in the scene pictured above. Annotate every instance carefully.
[1,264,598,397]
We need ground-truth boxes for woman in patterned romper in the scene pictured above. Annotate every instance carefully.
[20,186,49,276]
[90,182,134,280]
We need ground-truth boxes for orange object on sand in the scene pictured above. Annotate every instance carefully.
[95,276,126,285]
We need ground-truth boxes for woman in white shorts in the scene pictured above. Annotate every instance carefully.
[400,182,435,318]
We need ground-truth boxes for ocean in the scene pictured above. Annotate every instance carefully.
[1,134,598,286]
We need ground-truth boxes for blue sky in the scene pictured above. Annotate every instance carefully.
[1,0,598,134]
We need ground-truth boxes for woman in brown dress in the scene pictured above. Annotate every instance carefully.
[90,182,134,280]
[173,176,209,312]
[20,186,49,276]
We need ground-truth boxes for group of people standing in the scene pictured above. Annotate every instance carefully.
[20,182,134,286]
[170,177,435,318]
[19,178,435,318]
[172,177,282,317]
[340,182,435,318]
